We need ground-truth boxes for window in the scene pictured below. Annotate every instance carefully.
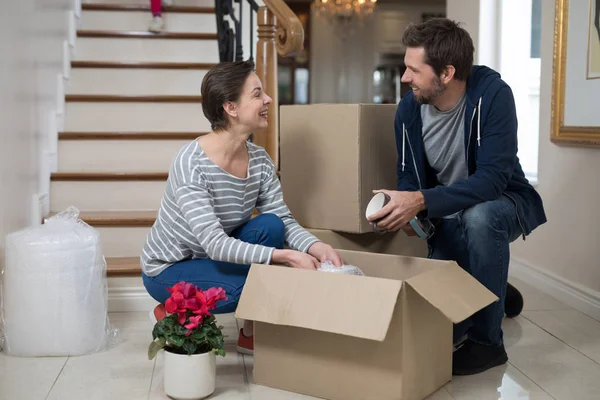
[498,0,541,184]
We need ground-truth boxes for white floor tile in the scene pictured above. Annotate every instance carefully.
[509,278,572,312]
[445,363,554,400]
[427,388,457,400]
[0,353,67,400]
[503,316,600,400]
[45,312,155,400]
[523,309,600,364]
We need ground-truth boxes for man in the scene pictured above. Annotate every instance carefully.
[368,18,547,375]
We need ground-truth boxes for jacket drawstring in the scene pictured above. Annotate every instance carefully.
[402,123,406,171]
[477,97,482,147]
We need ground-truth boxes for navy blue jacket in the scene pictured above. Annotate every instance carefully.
[395,65,546,237]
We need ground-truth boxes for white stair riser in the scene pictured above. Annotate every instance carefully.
[58,139,190,172]
[68,68,208,96]
[65,102,211,132]
[74,37,219,63]
[51,181,165,211]
[80,10,217,33]
[97,227,151,257]
[84,0,214,5]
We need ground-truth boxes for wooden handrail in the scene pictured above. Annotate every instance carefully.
[254,0,304,170]
[262,0,304,57]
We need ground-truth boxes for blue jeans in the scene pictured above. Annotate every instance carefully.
[142,213,285,314]
[427,195,522,347]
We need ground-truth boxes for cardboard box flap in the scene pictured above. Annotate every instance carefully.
[405,261,498,323]
[235,264,402,341]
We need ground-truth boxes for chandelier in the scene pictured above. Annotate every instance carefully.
[311,0,377,37]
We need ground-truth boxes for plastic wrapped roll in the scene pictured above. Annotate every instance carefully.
[0,207,118,357]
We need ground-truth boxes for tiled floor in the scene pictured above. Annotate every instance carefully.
[2,278,600,400]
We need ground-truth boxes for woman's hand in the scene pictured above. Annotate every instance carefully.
[308,242,343,267]
[272,249,320,270]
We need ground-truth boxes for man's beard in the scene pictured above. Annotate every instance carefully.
[413,75,445,105]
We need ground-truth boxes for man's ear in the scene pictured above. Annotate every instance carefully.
[441,65,456,84]
[223,101,238,118]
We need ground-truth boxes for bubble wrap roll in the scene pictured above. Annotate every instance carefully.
[1,207,116,357]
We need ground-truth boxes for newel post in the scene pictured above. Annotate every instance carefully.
[255,7,279,169]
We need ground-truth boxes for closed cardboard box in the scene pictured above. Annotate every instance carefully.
[236,250,497,400]
[280,104,398,233]
[307,228,428,258]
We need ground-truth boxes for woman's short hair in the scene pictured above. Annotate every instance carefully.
[201,59,256,131]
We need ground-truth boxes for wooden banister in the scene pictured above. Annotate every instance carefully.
[254,0,304,170]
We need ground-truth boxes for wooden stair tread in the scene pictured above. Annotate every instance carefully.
[106,257,142,276]
[82,4,215,13]
[71,61,217,70]
[77,30,217,40]
[65,94,202,103]
[59,131,208,140]
[51,172,168,181]
[77,211,156,227]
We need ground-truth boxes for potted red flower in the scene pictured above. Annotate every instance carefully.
[148,281,228,400]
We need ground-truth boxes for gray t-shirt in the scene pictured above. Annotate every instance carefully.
[421,94,469,186]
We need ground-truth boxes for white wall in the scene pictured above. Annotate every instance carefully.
[446,0,481,63]
[309,0,446,104]
[0,0,72,269]
[510,1,600,293]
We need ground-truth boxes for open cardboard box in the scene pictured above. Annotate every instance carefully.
[236,249,497,400]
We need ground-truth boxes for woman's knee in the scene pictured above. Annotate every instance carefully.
[254,213,285,247]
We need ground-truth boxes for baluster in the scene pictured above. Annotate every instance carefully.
[254,7,278,169]
[235,0,243,60]
[249,7,254,60]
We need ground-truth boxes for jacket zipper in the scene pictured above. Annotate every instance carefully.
[466,106,477,167]
[503,193,526,240]
[405,133,422,189]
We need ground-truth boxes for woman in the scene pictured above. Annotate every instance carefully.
[148,0,173,33]
[141,60,343,355]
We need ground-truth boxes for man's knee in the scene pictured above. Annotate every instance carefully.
[461,198,514,238]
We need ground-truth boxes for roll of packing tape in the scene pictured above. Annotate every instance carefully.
[409,216,435,240]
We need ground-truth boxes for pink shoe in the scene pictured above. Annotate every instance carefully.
[149,303,167,325]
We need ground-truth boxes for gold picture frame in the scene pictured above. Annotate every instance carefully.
[551,0,600,147]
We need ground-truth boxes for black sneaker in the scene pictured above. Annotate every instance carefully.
[452,339,508,375]
[505,282,524,318]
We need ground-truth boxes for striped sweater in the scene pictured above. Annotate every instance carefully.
[141,139,320,277]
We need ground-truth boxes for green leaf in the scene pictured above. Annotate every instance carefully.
[173,324,188,336]
[183,340,197,355]
[169,335,185,348]
[148,338,166,360]
[215,348,226,357]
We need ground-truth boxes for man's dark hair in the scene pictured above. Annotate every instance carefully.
[201,59,255,131]
[401,18,474,81]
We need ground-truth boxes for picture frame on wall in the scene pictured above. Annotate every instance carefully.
[551,0,600,147]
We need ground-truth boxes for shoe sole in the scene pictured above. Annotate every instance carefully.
[236,345,254,356]
[452,353,508,376]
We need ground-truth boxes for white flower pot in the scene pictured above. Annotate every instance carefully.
[163,350,216,400]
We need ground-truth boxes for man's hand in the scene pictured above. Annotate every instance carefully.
[308,242,343,267]
[366,190,426,232]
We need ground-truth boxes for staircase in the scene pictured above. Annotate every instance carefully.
[52,0,300,308]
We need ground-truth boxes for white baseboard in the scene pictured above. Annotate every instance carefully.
[108,286,158,313]
[510,257,600,321]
